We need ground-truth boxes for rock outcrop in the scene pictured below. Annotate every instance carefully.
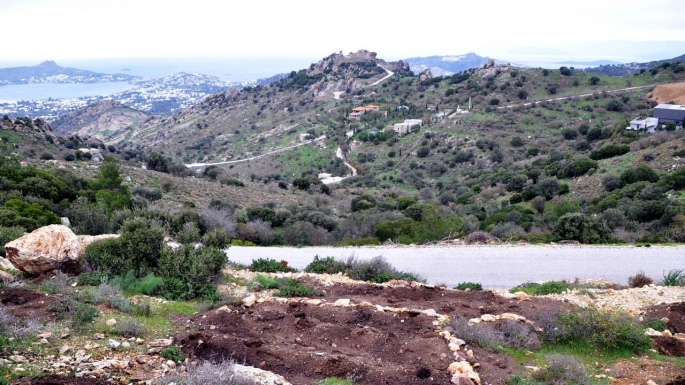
[4,225,119,275]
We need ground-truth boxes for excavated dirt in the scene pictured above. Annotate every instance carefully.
[175,283,568,385]
[12,376,108,385]
[0,288,61,320]
[644,302,685,332]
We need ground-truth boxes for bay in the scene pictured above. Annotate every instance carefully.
[0,82,138,101]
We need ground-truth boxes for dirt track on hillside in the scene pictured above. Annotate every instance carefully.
[652,82,685,104]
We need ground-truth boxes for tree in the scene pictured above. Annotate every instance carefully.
[292,178,310,190]
[517,90,528,100]
[510,137,524,147]
[620,165,658,186]
[534,177,560,200]
[146,152,169,173]
[559,67,572,76]
[507,175,527,192]
[531,196,546,215]
[416,146,430,158]
[553,213,610,243]
[489,98,500,106]
[589,76,600,85]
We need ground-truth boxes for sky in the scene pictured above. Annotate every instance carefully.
[1,0,684,63]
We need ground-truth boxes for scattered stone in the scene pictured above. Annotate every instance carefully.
[108,339,121,349]
[122,341,131,349]
[243,294,257,307]
[93,333,105,339]
[106,318,117,327]
[5,225,82,275]
[333,298,351,306]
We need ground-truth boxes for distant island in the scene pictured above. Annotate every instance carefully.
[0,61,139,86]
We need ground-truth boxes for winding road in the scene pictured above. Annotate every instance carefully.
[497,85,654,109]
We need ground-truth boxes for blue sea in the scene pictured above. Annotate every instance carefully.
[0,56,318,101]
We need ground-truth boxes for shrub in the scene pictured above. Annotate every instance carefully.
[555,308,651,352]
[73,303,99,329]
[0,226,24,257]
[662,270,685,286]
[454,282,482,291]
[620,165,659,185]
[305,255,348,274]
[157,245,226,300]
[41,271,73,294]
[602,174,622,192]
[416,146,430,158]
[465,231,495,243]
[160,346,185,363]
[249,258,295,273]
[347,256,419,283]
[292,178,310,190]
[512,281,570,295]
[590,144,630,160]
[220,178,244,187]
[553,213,610,244]
[449,317,503,351]
[132,186,163,201]
[274,280,317,297]
[532,354,589,385]
[77,272,109,286]
[628,270,652,288]
[202,228,232,249]
[117,318,145,338]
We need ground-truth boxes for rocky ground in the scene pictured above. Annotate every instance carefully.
[2,270,685,385]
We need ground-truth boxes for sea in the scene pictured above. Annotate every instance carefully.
[0,56,319,101]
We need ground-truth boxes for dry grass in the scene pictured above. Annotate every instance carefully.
[651,82,685,104]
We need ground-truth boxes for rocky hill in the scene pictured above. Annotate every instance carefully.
[0,60,138,85]
[51,100,151,141]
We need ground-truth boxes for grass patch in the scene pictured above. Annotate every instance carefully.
[454,282,483,291]
[511,281,570,295]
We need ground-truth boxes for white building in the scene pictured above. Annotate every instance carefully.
[626,117,658,134]
[393,119,423,136]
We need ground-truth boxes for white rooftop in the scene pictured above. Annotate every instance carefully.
[656,104,685,110]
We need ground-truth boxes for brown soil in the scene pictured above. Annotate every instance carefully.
[11,376,108,385]
[607,357,685,385]
[175,283,566,385]
[652,82,685,105]
[0,288,61,320]
[653,336,685,357]
[644,302,685,333]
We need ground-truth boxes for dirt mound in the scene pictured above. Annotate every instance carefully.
[653,336,685,356]
[652,82,685,105]
[0,287,61,320]
[644,302,685,333]
[12,376,108,384]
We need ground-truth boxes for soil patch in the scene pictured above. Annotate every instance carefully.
[0,288,60,321]
[175,282,570,385]
[653,336,685,356]
[607,357,685,385]
[644,302,685,333]
[652,82,685,105]
[11,376,108,385]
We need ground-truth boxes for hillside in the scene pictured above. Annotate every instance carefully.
[585,53,685,76]
[0,60,138,85]
[51,100,151,140]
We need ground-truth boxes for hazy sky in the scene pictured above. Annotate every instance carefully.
[2,0,684,62]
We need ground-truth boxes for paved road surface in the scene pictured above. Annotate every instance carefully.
[226,245,685,289]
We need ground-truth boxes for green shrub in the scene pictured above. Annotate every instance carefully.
[454,282,482,291]
[590,144,630,160]
[645,318,668,331]
[77,272,109,286]
[274,280,317,297]
[160,346,185,363]
[202,228,232,249]
[506,375,541,385]
[620,165,659,186]
[73,303,99,329]
[0,226,24,257]
[117,318,145,338]
[156,245,226,300]
[512,281,569,295]
[340,237,381,246]
[662,269,684,286]
[304,255,348,274]
[532,354,589,385]
[553,213,610,244]
[555,308,651,352]
[255,274,279,289]
[249,258,294,273]
[347,256,420,283]
[219,177,245,187]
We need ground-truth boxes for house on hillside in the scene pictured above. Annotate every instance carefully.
[348,112,363,121]
[653,104,685,126]
[626,117,658,134]
[393,119,423,136]
[348,105,382,121]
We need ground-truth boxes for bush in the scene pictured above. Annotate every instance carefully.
[202,228,232,249]
[347,256,419,283]
[157,245,226,300]
[602,174,622,192]
[555,308,651,352]
[454,282,482,290]
[449,317,503,351]
[305,255,348,274]
[220,178,245,187]
[532,354,589,385]
[628,270,652,288]
[73,303,99,329]
[553,213,610,244]
[249,258,294,273]
[662,269,685,286]
[160,346,185,363]
[512,281,569,295]
[117,318,145,338]
[0,226,24,257]
[590,144,630,160]
[416,146,430,158]
[465,231,495,243]
[292,178,310,190]
[620,165,659,185]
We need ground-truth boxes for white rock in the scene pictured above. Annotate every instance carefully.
[108,339,121,349]
[122,342,130,349]
[333,299,351,306]
[106,318,117,327]
[242,294,257,307]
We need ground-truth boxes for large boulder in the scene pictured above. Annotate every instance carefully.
[3,225,118,275]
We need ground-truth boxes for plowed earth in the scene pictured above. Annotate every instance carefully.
[175,283,566,385]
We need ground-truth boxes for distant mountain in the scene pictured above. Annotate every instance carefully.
[584,54,685,76]
[51,100,150,141]
[403,53,509,76]
[0,61,138,85]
